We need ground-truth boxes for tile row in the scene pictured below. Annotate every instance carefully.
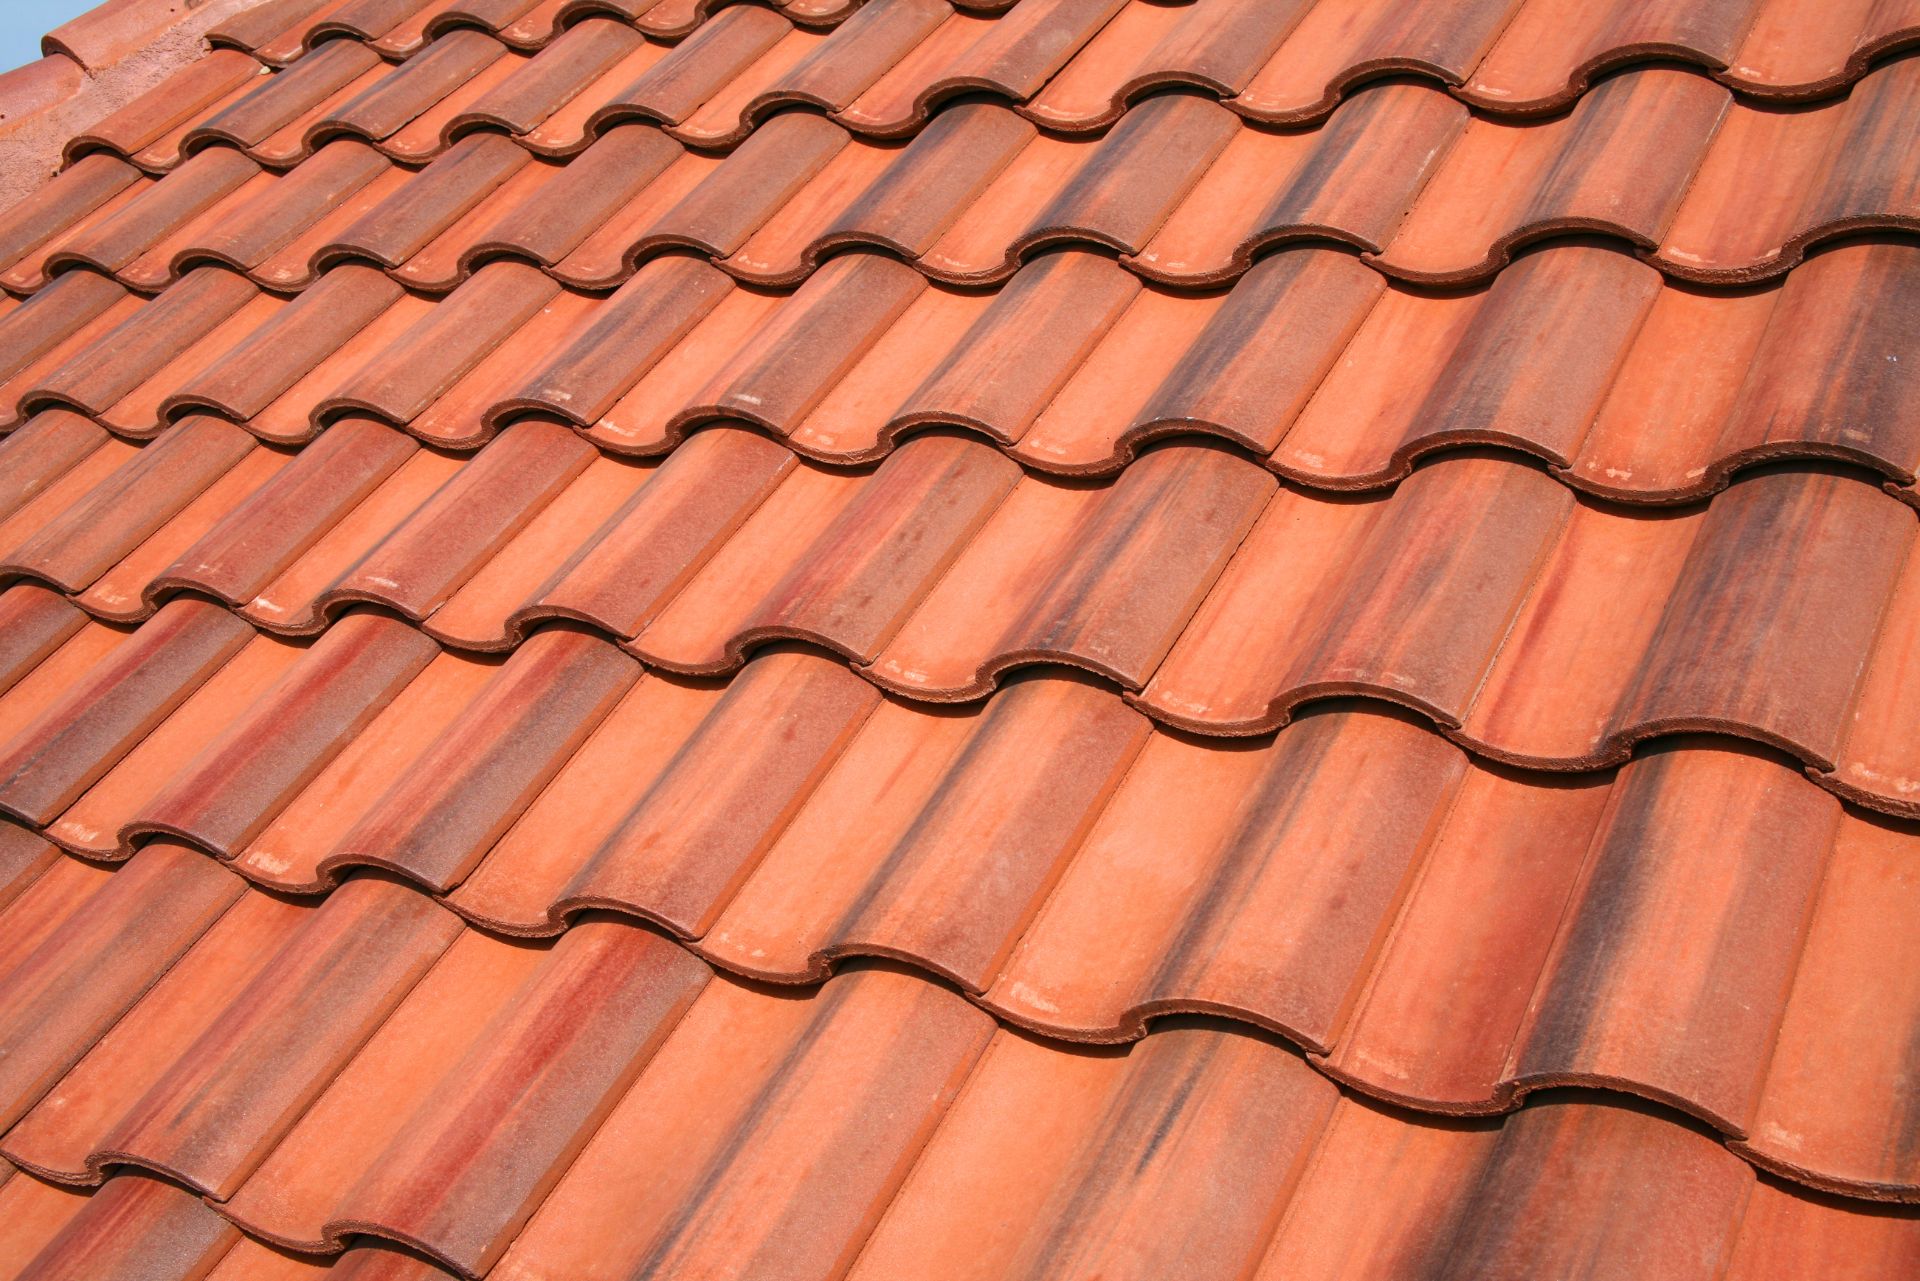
[9,56,1920,294]
[4,426,1920,806]
[5,243,1914,499]
[0,858,1916,1279]
[2,608,1917,1196]
[2,1119,1915,1281]
[195,0,1920,129]
[211,0,888,68]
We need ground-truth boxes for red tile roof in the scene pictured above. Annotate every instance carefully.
[1,1,1918,1277]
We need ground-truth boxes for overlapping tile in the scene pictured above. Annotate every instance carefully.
[1,863,1916,1280]
[8,242,1916,503]
[1,0,1916,1274]
[13,54,1920,299]
[142,0,1920,153]
[6,430,1920,815]
[1,595,1916,1199]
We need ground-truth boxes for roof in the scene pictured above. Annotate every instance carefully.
[0,0,1917,1277]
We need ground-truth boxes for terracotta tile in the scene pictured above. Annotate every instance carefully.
[1615,469,1913,768]
[521,40,672,154]
[0,883,281,1175]
[0,618,130,754]
[546,151,720,287]
[83,457,297,620]
[637,435,1018,669]
[592,4,791,126]
[1744,814,1920,1196]
[0,1166,91,1273]
[1025,0,1307,130]
[836,9,1000,135]
[0,411,109,526]
[1509,743,1836,1131]
[501,254,727,429]
[0,841,240,1130]
[248,166,413,292]
[1715,242,1920,483]
[65,50,267,165]
[1462,0,1763,113]
[0,600,251,826]
[725,105,1035,283]
[645,110,849,257]
[1141,457,1572,734]
[536,650,876,935]
[0,819,59,908]
[407,294,602,449]
[682,253,926,429]
[853,1021,1335,1281]
[1436,1099,1750,1279]
[459,125,683,268]
[1568,279,1781,500]
[1456,502,1702,765]
[670,29,829,147]
[424,454,655,647]
[1231,0,1518,123]
[324,420,595,621]
[244,291,438,441]
[234,649,494,891]
[930,92,1241,281]
[208,0,339,58]
[4,876,458,1195]
[492,967,994,1281]
[188,39,384,148]
[328,30,510,142]
[326,132,530,268]
[28,269,259,418]
[932,0,1128,101]
[43,147,259,276]
[227,921,708,1275]
[709,674,1147,988]
[90,296,291,436]
[148,143,394,285]
[989,709,1463,1044]
[242,447,463,633]
[1829,536,1920,816]
[371,49,527,163]
[1659,97,1851,280]
[1724,1181,1920,1280]
[0,273,132,406]
[1374,68,1731,283]
[0,588,86,709]
[487,426,793,643]
[1279,245,1661,486]
[1131,83,1468,282]
[1675,58,1920,280]
[149,417,414,610]
[876,443,1273,698]
[6,1172,238,1281]
[447,669,723,931]
[325,629,637,890]
[455,18,645,135]
[317,263,559,427]
[0,154,143,273]
[120,614,436,858]
[755,0,950,117]
[0,417,256,594]
[892,250,1137,442]
[1026,248,1380,470]
[1724,0,1920,98]
[1325,764,1611,1109]
[44,631,306,858]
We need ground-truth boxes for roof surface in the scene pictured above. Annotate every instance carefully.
[0,0,1918,1278]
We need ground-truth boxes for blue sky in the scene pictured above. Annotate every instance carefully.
[0,1,102,75]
